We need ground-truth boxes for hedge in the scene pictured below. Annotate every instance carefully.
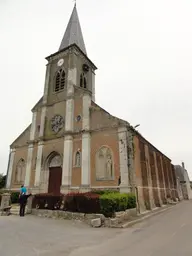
[100,193,135,217]
[127,193,136,209]
[32,193,63,210]
[32,192,136,217]
[64,192,100,213]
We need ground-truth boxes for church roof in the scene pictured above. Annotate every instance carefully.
[31,96,43,112]
[59,4,87,55]
[10,124,31,148]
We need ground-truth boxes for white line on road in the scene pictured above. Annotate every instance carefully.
[170,223,186,239]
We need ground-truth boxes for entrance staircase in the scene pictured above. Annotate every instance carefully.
[11,204,28,216]
[11,205,20,215]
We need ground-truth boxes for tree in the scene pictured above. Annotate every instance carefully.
[0,174,6,189]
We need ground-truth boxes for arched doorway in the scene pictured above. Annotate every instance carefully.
[48,154,62,195]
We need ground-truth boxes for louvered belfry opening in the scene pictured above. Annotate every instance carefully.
[80,73,87,89]
[60,70,65,90]
[55,69,65,92]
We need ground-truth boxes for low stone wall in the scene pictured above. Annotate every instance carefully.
[31,208,137,228]
[32,209,104,225]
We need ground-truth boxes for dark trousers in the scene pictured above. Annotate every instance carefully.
[19,203,26,217]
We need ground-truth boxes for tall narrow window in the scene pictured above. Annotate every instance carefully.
[75,151,81,167]
[80,73,87,89]
[84,77,87,88]
[54,69,65,92]
[80,74,83,87]
[60,70,65,90]
[55,72,60,92]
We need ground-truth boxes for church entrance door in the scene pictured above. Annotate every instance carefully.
[48,167,62,195]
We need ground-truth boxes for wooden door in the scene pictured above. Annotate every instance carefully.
[48,167,62,195]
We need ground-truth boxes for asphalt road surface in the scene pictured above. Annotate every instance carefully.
[0,200,191,256]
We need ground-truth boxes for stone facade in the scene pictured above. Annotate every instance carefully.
[6,5,178,212]
[134,135,177,212]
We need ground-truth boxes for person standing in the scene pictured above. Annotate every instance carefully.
[19,194,31,217]
[19,185,31,217]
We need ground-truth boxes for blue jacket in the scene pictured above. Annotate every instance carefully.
[20,187,27,195]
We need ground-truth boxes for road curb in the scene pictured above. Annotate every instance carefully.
[121,204,176,228]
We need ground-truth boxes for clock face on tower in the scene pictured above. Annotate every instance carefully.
[57,58,64,67]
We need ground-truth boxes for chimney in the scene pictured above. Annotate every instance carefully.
[182,162,185,169]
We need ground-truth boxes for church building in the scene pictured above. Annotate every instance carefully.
[6,5,178,212]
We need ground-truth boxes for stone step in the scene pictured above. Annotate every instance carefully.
[11,208,19,215]
[11,211,19,215]
[11,206,28,215]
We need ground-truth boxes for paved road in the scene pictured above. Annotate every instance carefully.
[0,201,192,256]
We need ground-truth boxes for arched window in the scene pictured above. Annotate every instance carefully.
[75,151,81,167]
[15,159,25,184]
[54,69,65,92]
[80,73,87,89]
[96,147,114,180]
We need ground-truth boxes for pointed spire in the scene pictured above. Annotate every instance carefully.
[59,4,87,55]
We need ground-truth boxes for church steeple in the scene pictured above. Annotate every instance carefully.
[44,4,97,106]
[59,4,87,55]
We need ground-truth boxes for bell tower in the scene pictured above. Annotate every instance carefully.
[42,4,97,107]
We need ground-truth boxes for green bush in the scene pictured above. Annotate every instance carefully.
[127,193,136,209]
[10,192,20,204]
[99,193,115,217]
[100,193,127,217]
[100,193,136,217]
[0,174,6,189]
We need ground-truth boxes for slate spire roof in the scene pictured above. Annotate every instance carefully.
[59,4,87,55]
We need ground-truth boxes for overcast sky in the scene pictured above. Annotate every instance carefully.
[0,0,191,178]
